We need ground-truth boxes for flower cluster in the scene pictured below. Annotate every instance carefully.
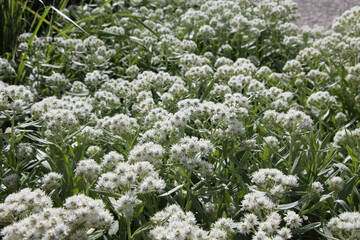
[333,127,360,147]
[237,211,303,239]
[1,194,113,240]
[128,142,165,166]
[251,169,299,199]
[149,204,235,240]
[328,212,360,239]
[170,136,214,174]
[0,58,16,76]
[263,109,314,134]
[0,188,52,224]
[306,91,337,115]
[96,160,165,194]
[75,159,102,183]
[2,0,360,239]
[96,113,139,137]
[0,83,34,112]
[41,172,63,192]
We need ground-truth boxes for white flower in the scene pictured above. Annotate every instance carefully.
[252,231,270,240]
[100,151,124,172]
[310,181,324,196]
[238,221,252,235]
[277,227,292,239]
[128,142,165,166]
[112,191,142,218]
[263,136,279,149]
[41,172,62,191]
[241,192,275,211]
[213,218,235,235]
[75,159,101,183]
[327,176,344,192]
[284,211,302,229]
[45,73,69,87]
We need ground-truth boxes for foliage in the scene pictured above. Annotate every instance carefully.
[1,1,360,240]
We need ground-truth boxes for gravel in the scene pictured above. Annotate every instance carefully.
[293,0,359,29]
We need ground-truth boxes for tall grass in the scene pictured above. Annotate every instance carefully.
[0,0,29,57]
[0,0,78,58]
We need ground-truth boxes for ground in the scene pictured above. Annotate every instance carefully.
[294,0,359,29]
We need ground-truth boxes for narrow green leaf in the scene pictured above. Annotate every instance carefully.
[57,15,97,37]
[0,137,3,152]
[28,7,50,46]
[201,78,216,101]
[159,184,184,197]
[133,17,160,40]
[335,200,351,211]
[131,220,156,238]
[19,7,50,75]
[295,222,321,234]
[26,134,56,146]
[90,190,122,198]
[339,176,358,201]
[346,145,359,165]
[108,220,119,236]
[50,6,88,35]
[302,194,331,215]
[23,5,64,35]
[277,195,310,210]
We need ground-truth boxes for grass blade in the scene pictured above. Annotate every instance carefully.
[18,6,50,76]
[49,6,88,35]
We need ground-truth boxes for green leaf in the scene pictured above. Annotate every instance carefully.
[263,145,269,160]
[291,151,304,175]
[0,137,3,152]
[26,134,57,147]
[133,17,160,40]
[313,219,337,240]
[108,220,119,236]
[258,123,267,135]
[302,194,331,215]
[338,176,358,201]
[159,184,184,197]
[90,190,122,198]
[335,200,351,211]
[346,145,359,165]
[190,193,204,216]
[17,120,42,128]
[295,222,321,234]
[50,6,88,35]
[88,231,104,240]
[277,195,310,210]
[131,220,156,238]
[200,78,216,101]
[19,6,51,75]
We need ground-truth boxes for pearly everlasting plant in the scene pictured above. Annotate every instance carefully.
[1,194,113,240]
[2,0,360,239]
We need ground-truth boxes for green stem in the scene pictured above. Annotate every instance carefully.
[288,134,294,175]
[85,180,90,196]
[127,218,132,240]
[10,114,16,170]
[185,171,192,211]
[151,193,158,212]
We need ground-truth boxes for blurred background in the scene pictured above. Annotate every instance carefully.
[294,0,359,29]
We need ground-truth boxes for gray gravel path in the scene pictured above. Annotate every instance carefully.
[293,0,359,29]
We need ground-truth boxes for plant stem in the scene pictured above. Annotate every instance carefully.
[288,134,294,175]
[10,114,16,170]
[185,171,192,211]
[127,218,132,240]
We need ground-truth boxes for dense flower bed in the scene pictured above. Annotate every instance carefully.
[1,0,360,239]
